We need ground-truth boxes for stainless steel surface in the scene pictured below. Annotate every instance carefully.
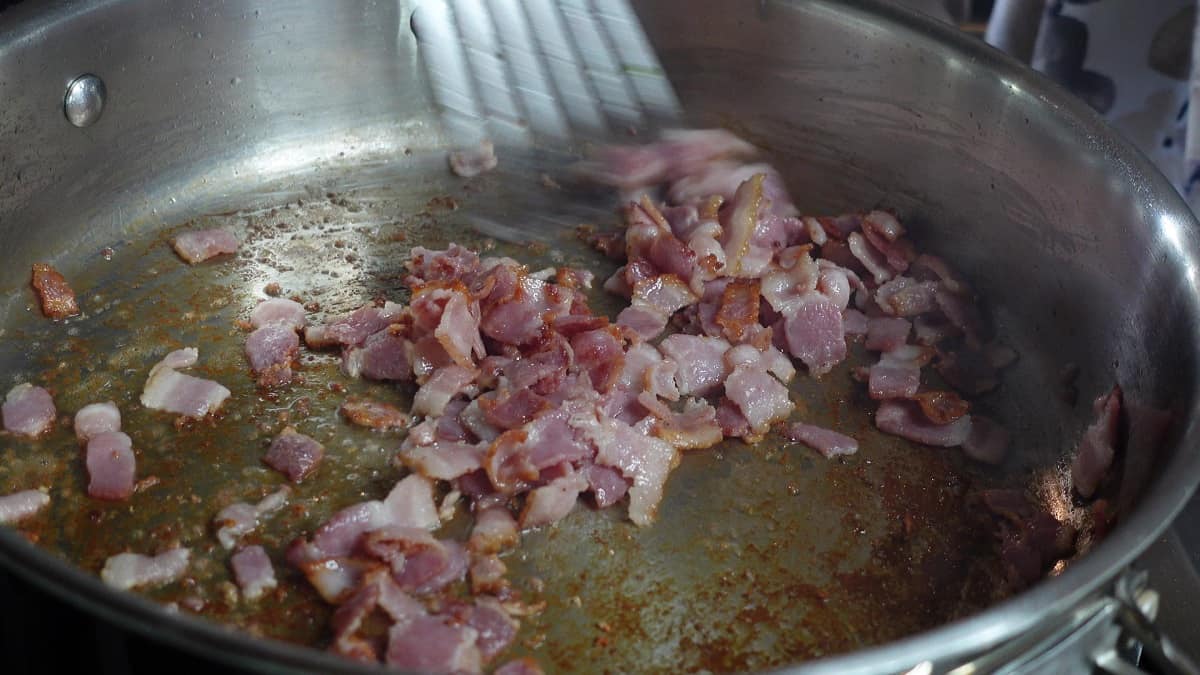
[62,73,106,128]
[0,0,1199,673]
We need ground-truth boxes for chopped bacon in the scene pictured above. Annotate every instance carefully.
[865,317,911,352]
[412,365,476,418]
[658,334,730,396]
[875,400,971,447]
[86,431,136,500]
[583,464,631,508]
[847,232,892,284]
[653,398,724,450]
[786,422,858,458]
[100,548,190,591]
[400,441,485,481]
[250,298,306,330]
[214,487,290,550]
[782,294,846,377]
[340,398,409,430]
[386,614,481,673]
[866,345,931,400]
[469,506,519,554]
[343,327,413,381]
[578,414,679,526]
[1071,386,1122,498]
[246,323,300,387]
[519,469,588,529]
[140,348,231,418]
[30,262,80,318]
[231,545,277,601]
[172,228,239,264]
[323,303,406,348]
[0,489,50,524]
[74,401,121,441]
[715,278,760,342]
[913,390,970,425]
[264,427,325,483]
[725,364,794,437]
[2,384,56,437]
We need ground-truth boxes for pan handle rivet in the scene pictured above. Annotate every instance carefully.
[63,74,106,128]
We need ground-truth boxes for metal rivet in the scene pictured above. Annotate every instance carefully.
[63,74,107,128]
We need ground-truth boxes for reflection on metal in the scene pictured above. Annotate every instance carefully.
[63,74,106,128]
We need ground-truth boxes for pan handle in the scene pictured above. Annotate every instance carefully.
[943,568,1200,675]
[1094,569,1200,675]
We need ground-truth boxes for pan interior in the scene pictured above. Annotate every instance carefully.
[0,148,1075,672]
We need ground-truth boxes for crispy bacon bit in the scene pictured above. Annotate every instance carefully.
[715,278,760,342]
[913,390,970,425]
[30,262,80,319]
[340,399,409,430]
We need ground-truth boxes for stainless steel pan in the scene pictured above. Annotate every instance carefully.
[1,1,1199,673]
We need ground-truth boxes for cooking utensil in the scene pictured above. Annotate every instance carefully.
[0,1,1199,673]
[411,0,681,147]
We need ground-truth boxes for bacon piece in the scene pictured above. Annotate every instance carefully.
[100,548,190,591]
[725,365,794,437]
[386,615,481,673]
[214,487,290,550]
[653,398,723,450]
[865,317,911,352]
[296,475,439,563]
[843,308,869,336]
[74,401,120,441]
[720,173,766,277]
[875,400,971,447]
[1070,386,1122,498]
[2,384,56,437]
[449,139,497,177]
[786,422,858,458]
[86,431,136,500]
[577,414,679,526]
[322,302,406,347]
[0,489,49,524]
[866,345,932,400]
[469,505,519,554]
[715,278,761,342]
[30,262,80,318]
[172,228,239,264]
[913,390,970,424]
[658,334,730,396]
[400,441,486,480]
[519,469,588,529]
[249,298,306,330]
[412,365,476,418]
[861,211,915,272]
[230,545,277,601]
[481,389,550,431]
[140,348,231,418]
[570,328,625,393]
[875,276,939,317]
[935,287,985,344]
[847,232,893,284]
[340,398,409,430]
[464,596,519,663]
[245,323,300,387]
[583,464,631,508]
[782,294,846,377]
[407,244,482,287]
[470,553,510,595]
[263,427,325,483]
[343,327,413,381]
[434,289,485,368]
